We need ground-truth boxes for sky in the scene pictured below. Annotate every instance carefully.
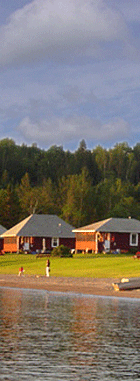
[0,0,140,151]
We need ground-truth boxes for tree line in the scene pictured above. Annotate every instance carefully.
[1,138,140,229]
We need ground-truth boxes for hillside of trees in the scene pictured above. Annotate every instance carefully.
[1,138,140,229]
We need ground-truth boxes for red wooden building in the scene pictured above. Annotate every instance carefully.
[1,214,75,253]
[0,224,7,252]
[73,217,140,253]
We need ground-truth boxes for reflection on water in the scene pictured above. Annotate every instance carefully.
[0,288,140,381]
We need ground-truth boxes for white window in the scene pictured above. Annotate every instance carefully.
[52,237,59,247]
[130,233,138,246]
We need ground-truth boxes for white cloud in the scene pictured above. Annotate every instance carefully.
[0,0,127,67]
[0,0,139,150]
[17,115,130,147]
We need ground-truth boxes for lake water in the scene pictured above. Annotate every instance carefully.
[0,287,140,381]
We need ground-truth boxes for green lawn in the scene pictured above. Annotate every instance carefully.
[0,253,140,278]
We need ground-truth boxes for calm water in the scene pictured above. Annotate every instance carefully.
[0,287,140,381]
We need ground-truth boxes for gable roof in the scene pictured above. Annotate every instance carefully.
[0,225,7,236]
[73,218,140,233]
[1,214,75,238]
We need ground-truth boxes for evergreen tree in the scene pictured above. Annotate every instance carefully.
[0,184,21,228]
[61,168,94,227]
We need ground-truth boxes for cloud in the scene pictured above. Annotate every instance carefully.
[0,0,139,150]
[17,115,130,147]
[0,0,127,67]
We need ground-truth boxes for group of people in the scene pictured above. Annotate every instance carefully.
[18,260,50,277]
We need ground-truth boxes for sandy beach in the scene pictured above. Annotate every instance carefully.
[0,274,140,298]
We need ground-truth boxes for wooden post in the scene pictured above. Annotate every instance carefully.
[95,233,98,254]
[17,236,20,253]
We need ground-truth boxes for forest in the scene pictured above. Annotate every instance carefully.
[1,138,140,229]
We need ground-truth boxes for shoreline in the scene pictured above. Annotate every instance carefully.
[0,274,140,298]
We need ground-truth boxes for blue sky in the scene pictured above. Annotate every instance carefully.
[0,0,140,151]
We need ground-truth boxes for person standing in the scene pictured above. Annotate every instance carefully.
[46,259,50,277]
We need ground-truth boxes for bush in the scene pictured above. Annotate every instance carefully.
[51,245,73,257]
[129,247,139,254]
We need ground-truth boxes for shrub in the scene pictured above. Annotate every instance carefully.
[51,245,73,257]
[129,247,138,255]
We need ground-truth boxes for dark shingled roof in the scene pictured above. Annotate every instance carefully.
[0,225,6,235]
[1,214,75,238]
[73,218,140,233]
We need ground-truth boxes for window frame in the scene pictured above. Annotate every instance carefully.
[51,237,59,248]
[130,233,138,246]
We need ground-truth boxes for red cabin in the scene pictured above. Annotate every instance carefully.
[73,217,140,254]
[1,214,75,253]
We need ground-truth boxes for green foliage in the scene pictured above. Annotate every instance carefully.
[51,245,72,257]
[52,245,73,257]
[128,247,139,254]
[0,184,21,228]
[61,167,95,227]
[1,139,140,228]
[94,145,109,181]
[109,142,131,180]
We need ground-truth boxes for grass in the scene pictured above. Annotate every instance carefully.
[0,252,140,278]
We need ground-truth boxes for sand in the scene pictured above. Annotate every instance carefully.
[0,274,140,298]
